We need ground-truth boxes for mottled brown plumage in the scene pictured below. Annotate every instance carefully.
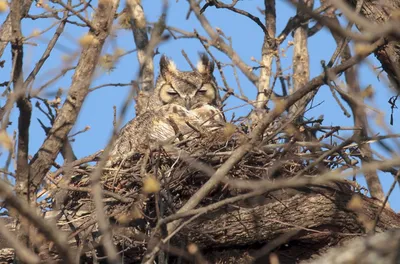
[107,54,224,165]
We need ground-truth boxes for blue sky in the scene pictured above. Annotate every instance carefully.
[0,0,399,209]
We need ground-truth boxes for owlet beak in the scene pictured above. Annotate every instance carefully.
[185,96,192,110]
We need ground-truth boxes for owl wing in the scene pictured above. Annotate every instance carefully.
[107,111,173,166]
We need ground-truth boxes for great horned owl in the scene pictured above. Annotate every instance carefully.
[107,54,225,165]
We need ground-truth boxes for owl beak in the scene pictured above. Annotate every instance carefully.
[185,96,192,110]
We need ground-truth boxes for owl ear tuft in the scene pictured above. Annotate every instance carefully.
[160,55,177,79]
[197,53,214,75]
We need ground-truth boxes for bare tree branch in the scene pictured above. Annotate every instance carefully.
[255,0,276,110]
[29,0,120,189]
[288,0,314,119]
[0,0,33,58]
[187,0,259,85]
[126,0,154,94]
[322,1,386,202]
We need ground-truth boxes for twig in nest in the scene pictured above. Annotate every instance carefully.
[61,186,132,203]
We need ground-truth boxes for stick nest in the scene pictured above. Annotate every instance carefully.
[45,120,352,262]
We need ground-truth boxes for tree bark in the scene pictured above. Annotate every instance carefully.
[185,185,399,263]
[346,0,400,92]
[289,0,314,118]
[308,229,400,264]
[0,0,33,58]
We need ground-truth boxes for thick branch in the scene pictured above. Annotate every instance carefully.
[289,0,314,118]
[29,0,120,188]
[10,0,30,193]
[126,0,154,95]
[309,229,400,264]
[10,0,33,253]
[111,186,400,263]
[186,187,400,249]
[255,0,276,109]
[0,0,33,58]
[345,0,400,92]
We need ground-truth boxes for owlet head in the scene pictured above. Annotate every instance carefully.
[156,53,220,110]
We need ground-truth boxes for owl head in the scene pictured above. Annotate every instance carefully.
[154,54,221,110]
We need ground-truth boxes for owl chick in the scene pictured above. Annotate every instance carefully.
[107,54,225,166]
